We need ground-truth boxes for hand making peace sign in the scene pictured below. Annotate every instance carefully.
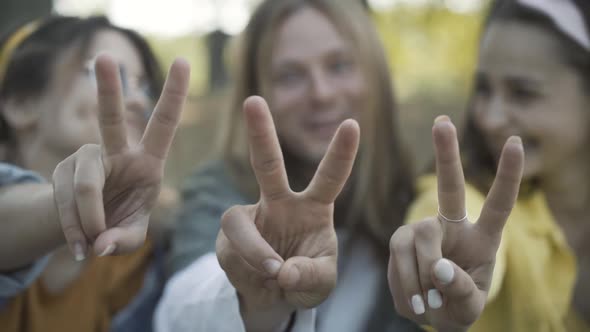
[52,54,190,261]
[216,96,359,323]
[388,116,524,332]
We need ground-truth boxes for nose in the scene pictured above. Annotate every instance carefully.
[125,93,151,118]
[479,95,511,132]
[309,68,336,104]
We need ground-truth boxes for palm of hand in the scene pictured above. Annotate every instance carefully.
[102,152,163,229]
[256,197,338,307]
[388,116,524,332]
[52,54,189,258]
[217,96,359,311]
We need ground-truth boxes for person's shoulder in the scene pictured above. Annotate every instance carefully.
[182,160,236,194]
[0,163,44,186]
[177,159,248,213]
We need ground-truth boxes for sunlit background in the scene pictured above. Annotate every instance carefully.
[1,0,491,183]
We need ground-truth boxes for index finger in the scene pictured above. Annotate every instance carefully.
[244,96,290,201]
[477,136,524,238]
[433,116,466,221]
[141,58,190,159]
[95,54,128,156]
[305,119,360,204]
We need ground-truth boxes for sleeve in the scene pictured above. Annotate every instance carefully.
[0,162,45,187]
[154,253,316,332]
[166,162,249,275]
[0,163,51,300]
[404,175,507,302]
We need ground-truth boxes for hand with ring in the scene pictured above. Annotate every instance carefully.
[387,116,524,332]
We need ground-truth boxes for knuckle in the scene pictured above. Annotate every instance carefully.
[317,168,341,188]
[413,220,440,241]
[254,157,283,175]
[75,181,99,197]
[154,107,179,128]
[390,226,414,253]
[220,205,244,230]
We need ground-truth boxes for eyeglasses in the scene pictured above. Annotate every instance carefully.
[83,59,154,119]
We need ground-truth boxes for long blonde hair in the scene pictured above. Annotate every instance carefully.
[221,0,415,248]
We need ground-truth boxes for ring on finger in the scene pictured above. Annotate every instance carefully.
[437,206,468,223]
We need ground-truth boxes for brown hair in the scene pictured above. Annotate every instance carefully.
[461,0,590,193]
[0,16,164,164]
[221,0,415,248]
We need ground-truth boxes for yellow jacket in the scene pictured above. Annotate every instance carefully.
[406,176,588,332]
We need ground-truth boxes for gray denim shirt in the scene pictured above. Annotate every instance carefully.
[0,163,51,307]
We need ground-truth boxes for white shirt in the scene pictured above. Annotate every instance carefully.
[155,232,383,332]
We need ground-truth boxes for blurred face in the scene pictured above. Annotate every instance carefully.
[34,29,151,157]
[473,22,590,180]
[264,7,366,164]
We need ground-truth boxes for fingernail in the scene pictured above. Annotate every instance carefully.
[428,289,443,309]
[73,242,86,261]
[411,294,425,315]
[262,259,282,275]
[285,266,300,287]
[508,136,522,145]
[98,244,116,257]
[434,115,450,124]
[434,258,454,284]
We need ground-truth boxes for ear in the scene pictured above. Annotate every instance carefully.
[0,98,41,131]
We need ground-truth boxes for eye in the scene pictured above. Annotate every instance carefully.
[328,58,353,75]
[508,86,541,106]
[474,76,491,98]
[274,67,305,86]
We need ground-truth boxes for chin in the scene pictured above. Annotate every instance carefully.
[521,162,541,182]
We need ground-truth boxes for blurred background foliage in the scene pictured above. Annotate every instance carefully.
[1,0,490,184]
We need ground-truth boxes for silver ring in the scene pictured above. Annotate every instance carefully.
[437,207,468,223]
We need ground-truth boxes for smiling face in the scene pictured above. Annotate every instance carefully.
[472,21,590,180]
[261,6,367,165]
[25,29,152,160]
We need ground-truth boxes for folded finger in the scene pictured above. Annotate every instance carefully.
[221,204,284,276]
[53,156,87,261]
[73,145,106,242]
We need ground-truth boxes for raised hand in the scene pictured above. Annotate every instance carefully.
[387,116,524,332]
[216,96,359,327]
[52,54,190,261]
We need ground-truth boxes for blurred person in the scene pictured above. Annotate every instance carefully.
[155,0,521,331]
[388,0,590,331]
[0,16,189,332]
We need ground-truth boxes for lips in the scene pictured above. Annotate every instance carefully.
[303,120,343,140]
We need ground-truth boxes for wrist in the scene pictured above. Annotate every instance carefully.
[239,292,295,332]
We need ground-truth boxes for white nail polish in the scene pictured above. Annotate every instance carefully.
[98,244,116,257]
[434,259,454,284]
[428,289,443,309]
[262,259,281,275]
[73,242,85,261]
[411,294,425,315]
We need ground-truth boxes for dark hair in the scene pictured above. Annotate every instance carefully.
[0,16,164,162]
[461,0,590,192]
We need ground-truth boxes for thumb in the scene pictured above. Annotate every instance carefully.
[431,258,485,326]
[93,221,149,256]
[220,204,284,276]
[278,256,337,306]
